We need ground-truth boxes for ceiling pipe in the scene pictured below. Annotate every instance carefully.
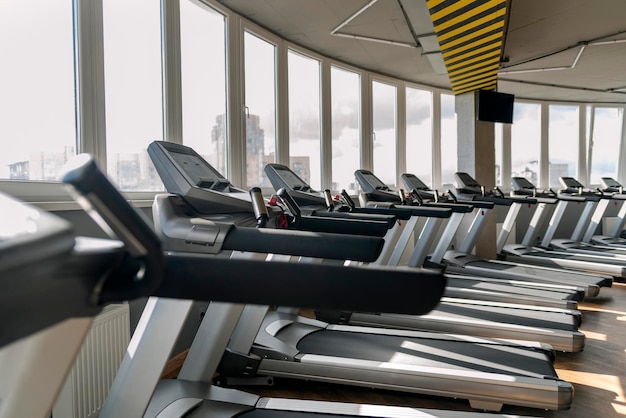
[330,0,379,35]
[499,45,585,75]
[332,32,416,48]
[500,30,626,72]
[330,0,418,48]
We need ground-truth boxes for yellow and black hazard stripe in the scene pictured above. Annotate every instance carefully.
[427,0,507,94]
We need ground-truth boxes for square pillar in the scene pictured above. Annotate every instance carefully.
[456,91,496,259]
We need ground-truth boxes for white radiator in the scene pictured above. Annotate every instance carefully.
[53,304,130,418]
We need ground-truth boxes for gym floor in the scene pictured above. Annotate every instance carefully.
[163,282,626,417]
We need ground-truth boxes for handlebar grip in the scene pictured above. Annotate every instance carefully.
[340,189,356,209]
[277,187,302,219]
[249,187,269,228]
[323,189,335,211]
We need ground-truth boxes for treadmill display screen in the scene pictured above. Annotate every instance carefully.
[511,177,535,190]
[402,174,429,190]
[169,151,230,191]
[273,166,309,191]
[361,172,388,190]
[601,177,622,188]
[455,172,481,188]
[559,177,584,189]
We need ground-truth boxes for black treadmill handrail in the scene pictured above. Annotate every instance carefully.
[156,253,446,315]
[310,210,398,228]
[222,225,384,262]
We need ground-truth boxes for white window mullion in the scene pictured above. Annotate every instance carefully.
[320,59,332,190]
[501,123,511,191]
[161,0,183,144]
[74,0,107,168]
[617,107,626,184]
[361,73,373,171]
[397,83,407,187]
[227,15,245,187]
[276,40,289,166]
[539,102,549,188]
[432,91,442,189]
[577,104,586,184]
[586,104,595,183]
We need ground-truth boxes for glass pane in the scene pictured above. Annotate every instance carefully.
[0,1,76,180]
[244,32,276,188]
[589,108,623,186]
[511,102,541,186]
[406,87,433,186]
[495,123,503,186]
[288,51,321,190]
[103,0,163,191]
[180,0,227,176]
[548,105,579,187]
[372,81,397,186]
[440,93,457,188]
[331,67,361,193]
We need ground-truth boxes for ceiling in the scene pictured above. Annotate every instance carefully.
[218,0,626,104]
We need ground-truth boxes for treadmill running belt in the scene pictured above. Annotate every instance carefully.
[434,303,576,331]
[296,330,556,377]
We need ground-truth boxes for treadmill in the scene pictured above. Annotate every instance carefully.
[351,168,586,307]
[545,176,626,258]
[267,163,583,309]
[582,177,626,247]
[59,154,513,418]
[264,164,585,352]
[143,141,573,412]
[450,172,613,293]
[498,175,626,280]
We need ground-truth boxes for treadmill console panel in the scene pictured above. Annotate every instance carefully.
[400,173,447,203]
[511,176,535,192]
[264,163,312,193]
[264,163,327,207]
[558,176,599,198]
[559,176,584,190]
[454,172,485,197]
[601,177,624,193]
[454,172,482,191]
[511,177,556,198]
[354,170,402,203]
[400,173,430,191]
[148,141,253,214]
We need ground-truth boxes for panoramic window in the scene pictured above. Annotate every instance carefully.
[372,81,397,186]
[244,31,277,188]
[511,102,541,187]
[405,87,433,186]
[330,66,361,193]
[180,0,228,176]
[0,1,76,181]
[440,93,458,188]
[589,107,623,186]
[103,0,163,191]
[288,50,321,190]
[548,105,579,187]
